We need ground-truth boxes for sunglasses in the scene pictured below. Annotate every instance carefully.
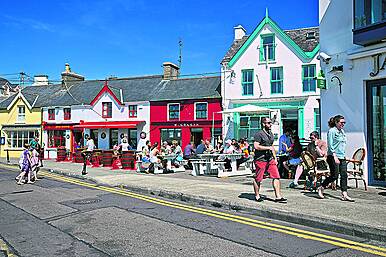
[339,121,346,125]
[263,122,272,124]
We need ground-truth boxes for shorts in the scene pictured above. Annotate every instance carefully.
[254,159,280,183]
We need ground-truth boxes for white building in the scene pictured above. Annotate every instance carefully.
[221,12,321,143]
[319,0,386,186]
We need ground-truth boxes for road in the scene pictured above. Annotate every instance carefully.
[0,166,385,257]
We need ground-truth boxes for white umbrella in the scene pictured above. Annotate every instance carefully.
[220,104,270,114]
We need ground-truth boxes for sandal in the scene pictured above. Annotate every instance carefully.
[255,196,264,202]
[274,197,287,203]
[341,196,355,202]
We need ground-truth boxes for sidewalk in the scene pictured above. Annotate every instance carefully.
[1,158,385,241]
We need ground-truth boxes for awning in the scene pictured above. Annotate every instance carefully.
[73,120,144,129]
[220,104,270,114]
[1,124,41,131]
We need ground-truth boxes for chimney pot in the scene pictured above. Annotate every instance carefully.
[33,75,49,86]
[234,25,246,40]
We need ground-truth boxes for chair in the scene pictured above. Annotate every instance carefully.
[346,148,367,190]
[301,151,330,191]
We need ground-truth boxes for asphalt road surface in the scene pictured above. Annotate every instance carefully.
[0,166,385,257]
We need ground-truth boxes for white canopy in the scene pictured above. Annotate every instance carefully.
[220,104,270,114]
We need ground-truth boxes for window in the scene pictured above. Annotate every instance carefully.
[48,130,66,148]
[128,129,137,149]
[48,109,55,120]
[129,105,137,118]
[168,104,180,120]
[306,32,316,40]
[17,106,25,123]
[260,34,275,62]
[314,108,321,134]
[64,108,71,120]
[160,129,181,145]
[195,103,208,119]
[102,102,112,118]
[302,65,316,92]
[6,130,37,149]
[354,0,386,29]
[238,115,260,141]
[241,70,254,96]
[271,67,283,94]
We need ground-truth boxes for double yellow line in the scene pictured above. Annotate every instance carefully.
[42,171,386,256]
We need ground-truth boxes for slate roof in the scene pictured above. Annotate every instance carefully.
[221,25,319,64]
[0,75,221,109]
[150,76,221,101]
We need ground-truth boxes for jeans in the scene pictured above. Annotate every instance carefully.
[322,155,348,192]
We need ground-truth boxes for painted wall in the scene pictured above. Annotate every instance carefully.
[319,0,386,184]
[221,20,320,141]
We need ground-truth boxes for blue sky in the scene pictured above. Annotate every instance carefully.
[1,0,318,83]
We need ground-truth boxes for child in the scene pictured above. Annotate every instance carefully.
[16,144,33,185]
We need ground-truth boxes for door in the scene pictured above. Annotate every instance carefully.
[281,109,298,136]
[190,128,203,147]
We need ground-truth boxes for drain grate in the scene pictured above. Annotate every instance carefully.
[73,198,101,205]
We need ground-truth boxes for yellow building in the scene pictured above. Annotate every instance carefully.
[0,91,41,159]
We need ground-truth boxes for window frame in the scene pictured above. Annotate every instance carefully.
[48,108,55,120]
[241,69,254,96]
[102,102,112,118]
[168,103,180,121]
[302,64,317,92]
[6,130,37,149]
[17,105,25,123]
[260,33,276,62]
[270,67,284,94]
[194,102,208,120]
[128,105,138,118]
[47,130,66,148]
[63,108,71,120]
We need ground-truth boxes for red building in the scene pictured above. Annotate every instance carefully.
[149,72,222,148]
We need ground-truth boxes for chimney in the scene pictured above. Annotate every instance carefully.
[163,62,180,80]
[234,25,246,40]
[33,75,49,86]
[61,63,85,84]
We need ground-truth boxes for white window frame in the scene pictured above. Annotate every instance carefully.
[167,103,180,121]
[17,105,25,123]
[194,102,208,120]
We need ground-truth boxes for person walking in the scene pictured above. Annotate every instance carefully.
[16,144,33,185]
[318,115,354,201]
[253,117,286,203]
[81,136,95,175]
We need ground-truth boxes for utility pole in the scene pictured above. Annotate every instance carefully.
[20,71,25,87]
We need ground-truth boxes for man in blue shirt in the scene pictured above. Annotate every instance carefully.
[278,128,292,154]
[195,140,206,154]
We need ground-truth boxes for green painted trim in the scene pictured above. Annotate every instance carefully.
[228,15,320,68]
[298,108,304,138]
[234,101,305,109]
[270,67,284,94]
[302,64,317,92]
[241,69,254,96]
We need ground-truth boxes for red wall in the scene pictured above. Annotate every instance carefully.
[150,98,222,148]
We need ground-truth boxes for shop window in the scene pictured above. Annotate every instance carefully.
[129,105,137,118]
[64,108,71,120]
[168,103,180,120]
[271,67,283,94]
[160,128,181,145]
[102,102,112,118]
[48,130,66,148]
[260,34,275,62]
[17,106,25,123]
[195,102,208,119]
[238,115,260,141]
[5,130,38,149]
[302,65,316,92]
[241,70,254,96]
[48,109,55,120]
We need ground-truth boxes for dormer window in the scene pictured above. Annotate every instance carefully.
[102,102,112,118]
[17,106,25,123]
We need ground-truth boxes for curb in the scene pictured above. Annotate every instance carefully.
[2,162,386,242]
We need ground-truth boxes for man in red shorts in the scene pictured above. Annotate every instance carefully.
[253,117,287,203]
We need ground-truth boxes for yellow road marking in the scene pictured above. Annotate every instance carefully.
[41,171,386,256]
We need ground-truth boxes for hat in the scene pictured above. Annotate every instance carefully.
[225,139,232,145]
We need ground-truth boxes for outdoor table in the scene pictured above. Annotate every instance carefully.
[197,153,221,175]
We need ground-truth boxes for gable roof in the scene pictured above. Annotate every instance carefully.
[90,81,123,106]
[150,76,221,101]
[223,15,320,67]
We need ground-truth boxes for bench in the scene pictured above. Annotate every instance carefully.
[190,159,210,176]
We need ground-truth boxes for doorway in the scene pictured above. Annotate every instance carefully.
[281,110,298,136]
[190,128,203,147]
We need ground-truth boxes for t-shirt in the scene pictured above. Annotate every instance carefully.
[253,129,274,161]
[196,143,206,154]
[307,140,327,159]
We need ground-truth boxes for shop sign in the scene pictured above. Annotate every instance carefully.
[370,53,386,77]
[316,70,326,89]
[174,123,199,127]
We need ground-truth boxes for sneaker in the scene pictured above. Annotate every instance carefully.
[317,186,325,199]
[288,182,298,188]
[341,192,355,202]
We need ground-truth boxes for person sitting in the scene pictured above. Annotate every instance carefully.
[282,135,302,178]
[222,139,235,170]
[289,131,327,188]
[171,140,183,167]
[215,138,224,153]
[160,141,172,155]
[196,140,206,154]
[120,137,132,152]
[203,139,214,153]
[278,128,293,177]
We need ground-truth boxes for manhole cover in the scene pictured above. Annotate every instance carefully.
[73,198,101,205]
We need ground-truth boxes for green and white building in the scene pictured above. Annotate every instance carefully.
[221,12,320,143]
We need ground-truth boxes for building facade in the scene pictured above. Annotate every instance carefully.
[221,12,320,143]
[319,0,386,186]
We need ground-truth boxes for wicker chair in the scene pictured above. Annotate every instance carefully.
[301,151,330,191]
[346,148,367,190]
